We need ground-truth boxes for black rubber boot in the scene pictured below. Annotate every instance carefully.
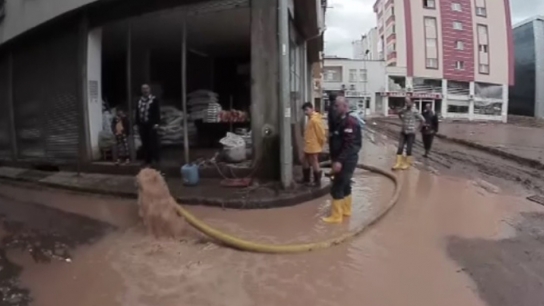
[313,171,323,187]
[302,168,311,184]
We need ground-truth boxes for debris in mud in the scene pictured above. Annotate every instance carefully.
[471,179,500,194]
[527,195,544,206]
[0,249,32,306]
[0,197,115,305]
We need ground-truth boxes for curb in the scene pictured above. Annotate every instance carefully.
[0,173,331,210]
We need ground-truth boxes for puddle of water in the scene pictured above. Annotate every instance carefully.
[17,169,537,306]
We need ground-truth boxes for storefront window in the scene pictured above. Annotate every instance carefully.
[474,101,502,116]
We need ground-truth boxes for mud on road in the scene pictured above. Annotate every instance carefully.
[370,119,544,196]
[0,193,114,306]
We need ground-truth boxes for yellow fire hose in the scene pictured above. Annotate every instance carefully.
[173,163,402,254]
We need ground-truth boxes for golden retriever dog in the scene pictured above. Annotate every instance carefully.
[135,168,186,238]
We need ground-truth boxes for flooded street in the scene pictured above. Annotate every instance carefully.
[1,136,544,306]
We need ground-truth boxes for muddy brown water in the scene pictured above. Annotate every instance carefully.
[1,138,544,306]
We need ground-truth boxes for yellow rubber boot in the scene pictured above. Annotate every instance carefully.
[342,195,352,217]
[400,156,412,170]
[392,155,403,171]
[322,199,344,224]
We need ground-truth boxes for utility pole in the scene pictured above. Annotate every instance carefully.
[363,49,369,117]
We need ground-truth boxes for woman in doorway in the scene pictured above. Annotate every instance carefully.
[111,108,131,165]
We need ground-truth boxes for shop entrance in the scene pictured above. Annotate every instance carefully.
[413,99,433,112]
[96,4,251,168]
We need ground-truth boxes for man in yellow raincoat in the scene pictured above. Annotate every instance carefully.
[302,102,326,186]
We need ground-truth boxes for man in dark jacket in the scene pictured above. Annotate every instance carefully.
[323,96,362,224]
[135,84,161,167]
[421,103,439,157]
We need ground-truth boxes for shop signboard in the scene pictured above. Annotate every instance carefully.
[380,92,442,99]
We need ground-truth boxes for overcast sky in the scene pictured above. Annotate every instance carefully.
[324,0,544,58]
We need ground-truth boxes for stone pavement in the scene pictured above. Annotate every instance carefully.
[0,167,330,209]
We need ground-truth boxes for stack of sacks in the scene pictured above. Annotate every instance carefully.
[203,102,222,123]
[159,106,185,145]
[187,90,219,121]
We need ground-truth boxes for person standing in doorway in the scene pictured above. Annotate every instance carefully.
[392,97,425,171]
[323,96,362,224]
[421,103,439,158]
[301,102,326,186]
[136,84,161,168]
[111,108,131,165]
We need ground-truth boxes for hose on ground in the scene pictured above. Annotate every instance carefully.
[173,163,402,254]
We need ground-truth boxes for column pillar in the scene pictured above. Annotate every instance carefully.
[441,79,448,118]
[383,74,390,116]
[406,76,413,91]
[502,84,509,123]
[251,0,281,180]
[469,81,475,121]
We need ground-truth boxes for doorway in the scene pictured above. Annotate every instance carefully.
[414,99,434,112]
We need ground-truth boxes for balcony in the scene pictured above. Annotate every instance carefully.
[386,33,396,43]
[387,52,397,61]
[385,15,395,26]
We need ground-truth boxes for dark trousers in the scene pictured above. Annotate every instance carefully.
[139,125,160,165]
[396,132,415,156]
[422,133,435,153]
[330,155,358,200]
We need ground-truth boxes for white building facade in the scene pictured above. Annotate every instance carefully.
[352,27,382,61]
[374,0,514,121]
[322,57,386,116]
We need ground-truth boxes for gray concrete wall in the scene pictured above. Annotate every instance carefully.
[250,0,280,179]
[0,0,99,44]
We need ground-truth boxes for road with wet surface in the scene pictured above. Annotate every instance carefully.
[0,135,544,305]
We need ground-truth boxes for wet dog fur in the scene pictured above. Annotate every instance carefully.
[136,168,186,238]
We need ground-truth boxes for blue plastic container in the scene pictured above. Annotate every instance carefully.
[181,163,199,186]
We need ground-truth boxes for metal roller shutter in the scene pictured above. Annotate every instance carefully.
[164,0,249,16]
[0,53,11,159]
[13,27,80,161]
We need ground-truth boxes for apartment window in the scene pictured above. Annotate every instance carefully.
[386,24,396,37]
[423,0,436,9]
[451,2,462,11]
[426,59,439,69]
[387,42,396,55]
[455,41,464,50]
[349,69,357,82]
[477,24,490,74]
[475,0,487,17]
[455,61,465,70]
[424,17,439,69]
[359,69,368,82]
[479,64,490,74]
[324,67,342,82]
[453,21,463,30]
